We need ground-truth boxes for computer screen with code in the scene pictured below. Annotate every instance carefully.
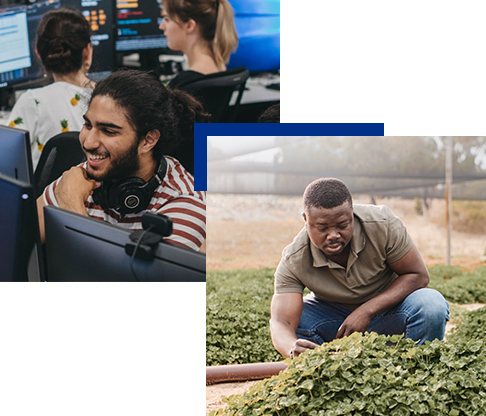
[115,0,167,52]
[61,0,115,81]
[0,0,61,88]
[0,8,31,78]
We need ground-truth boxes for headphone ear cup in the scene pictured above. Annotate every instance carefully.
[92,184,111,211]
[92,159,166,214]
[109,178,149,215]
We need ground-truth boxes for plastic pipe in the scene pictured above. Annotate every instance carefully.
[206,362,288,385]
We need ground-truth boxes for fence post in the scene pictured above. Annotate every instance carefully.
[445,137,453,265]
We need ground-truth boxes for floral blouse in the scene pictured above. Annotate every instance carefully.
[7,81,91,168]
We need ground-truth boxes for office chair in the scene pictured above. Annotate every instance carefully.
[177,67,250,123]
[34,131,86,198]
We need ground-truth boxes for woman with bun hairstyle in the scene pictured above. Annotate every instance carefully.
[159,0,238,87]
[8,8,94,168]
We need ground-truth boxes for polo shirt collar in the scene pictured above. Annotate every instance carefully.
[309,213,366,268]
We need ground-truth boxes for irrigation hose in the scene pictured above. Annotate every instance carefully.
[206,362,288,385]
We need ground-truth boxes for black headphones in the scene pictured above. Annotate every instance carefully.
[92,158,167,215]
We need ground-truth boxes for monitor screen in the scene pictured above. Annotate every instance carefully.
[0,0,61,89]
[0,125,45,281]
[0,124,34,185]
[227,0,280,72]
[44,206,206,282]
[0,1,25,6]
[60,0,115,81]
[0,172,38,281]
[115,0,167,52]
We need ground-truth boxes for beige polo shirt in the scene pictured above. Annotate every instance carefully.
[274,204,414,309]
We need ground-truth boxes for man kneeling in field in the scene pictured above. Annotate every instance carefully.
[270,178,449,359]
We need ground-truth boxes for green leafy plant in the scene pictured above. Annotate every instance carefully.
[447,302,469,326]
[207,266,486,366]
[211,332,486,416]
[428,265,486,304]
[206,268,282,365]
[448,305,486,344]
[207,266,486,415]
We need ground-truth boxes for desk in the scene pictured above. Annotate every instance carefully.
[238,74,280,105]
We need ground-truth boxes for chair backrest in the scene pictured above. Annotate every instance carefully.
[34,131,86,198]
[177,67,250,123]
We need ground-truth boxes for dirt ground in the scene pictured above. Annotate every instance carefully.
[206,194,486,414]
[207,194,486,271]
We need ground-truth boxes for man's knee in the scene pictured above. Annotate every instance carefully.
[406,288,449,321]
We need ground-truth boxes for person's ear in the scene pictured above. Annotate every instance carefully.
[140,130,161,154]
[83,43,93,73]
[302,211,307,222]
[34,49,47,75]
[186,18,197,34]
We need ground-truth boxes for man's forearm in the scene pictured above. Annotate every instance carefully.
[358,273,428,321]
[335,273,428,339]
[360,243,430,319]
[37,197,46,244]
[56,198,89,216]
[270,320,299,358]
[38,190,88,244]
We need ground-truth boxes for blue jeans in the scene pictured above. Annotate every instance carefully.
[296,288,449,345]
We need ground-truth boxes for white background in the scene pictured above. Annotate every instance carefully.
[0,284,205,415]
[281,0,486,135]
[6,1,486,414]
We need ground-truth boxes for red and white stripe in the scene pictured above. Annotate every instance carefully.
[43,156,206,252]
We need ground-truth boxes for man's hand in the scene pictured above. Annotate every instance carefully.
[54,166,100,215]
[290,338,320,358]
[335,306,372,339]
[335,244,429,339]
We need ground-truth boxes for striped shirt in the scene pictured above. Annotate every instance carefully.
[43,156,206,252]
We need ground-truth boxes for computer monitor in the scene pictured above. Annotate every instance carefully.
[0,0,61,89]
[227,0,280,72]
[44,206,206,282]
[0,124,34,185]
[0,124,45,281]
[115,0,167,52]
[60,0,115,81]
[0,172,38,281]
[0,1,25,7]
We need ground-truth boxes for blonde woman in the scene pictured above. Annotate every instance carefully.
[159,0,238,87]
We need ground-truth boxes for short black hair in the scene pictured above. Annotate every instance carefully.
[303,178,352,210]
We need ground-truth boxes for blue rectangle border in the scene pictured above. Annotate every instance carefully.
[194,123,385,191]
